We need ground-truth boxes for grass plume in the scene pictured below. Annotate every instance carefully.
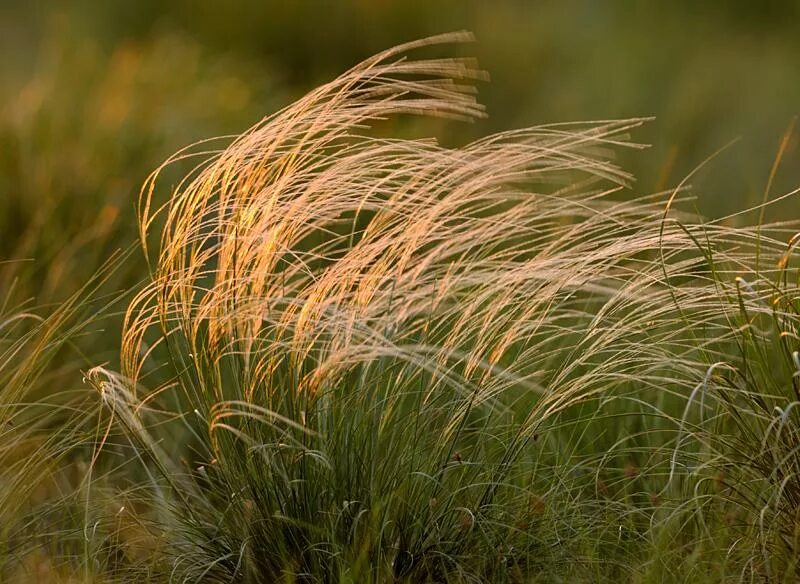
[4,33,799,582]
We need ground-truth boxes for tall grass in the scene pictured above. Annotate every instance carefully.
[3,33,799,582]
[668,231,800,579]
[0,256,126,582]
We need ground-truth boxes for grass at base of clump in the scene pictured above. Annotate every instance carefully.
[1,34,799,583]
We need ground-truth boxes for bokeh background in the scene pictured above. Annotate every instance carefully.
[2,0,799,308]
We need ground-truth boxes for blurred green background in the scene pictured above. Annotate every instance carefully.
[1,0,799,306]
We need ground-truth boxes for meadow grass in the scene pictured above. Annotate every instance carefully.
[1,34,799,582]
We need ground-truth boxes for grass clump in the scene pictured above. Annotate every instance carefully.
[0,259,126,582]
[667,233,800,580]
[2,33,799,583]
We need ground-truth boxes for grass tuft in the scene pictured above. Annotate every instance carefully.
[2,34,798,583]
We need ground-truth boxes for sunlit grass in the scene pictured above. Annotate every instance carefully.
[1,33,799,583]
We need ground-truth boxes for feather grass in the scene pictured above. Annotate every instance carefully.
[7,33,799,582]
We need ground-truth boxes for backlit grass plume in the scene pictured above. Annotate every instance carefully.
[79,33,799,581]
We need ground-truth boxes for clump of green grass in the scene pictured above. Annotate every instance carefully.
[0,256,127,582]
[662,228,800,580]
[0,30,782,582]
[67,33,800,582]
